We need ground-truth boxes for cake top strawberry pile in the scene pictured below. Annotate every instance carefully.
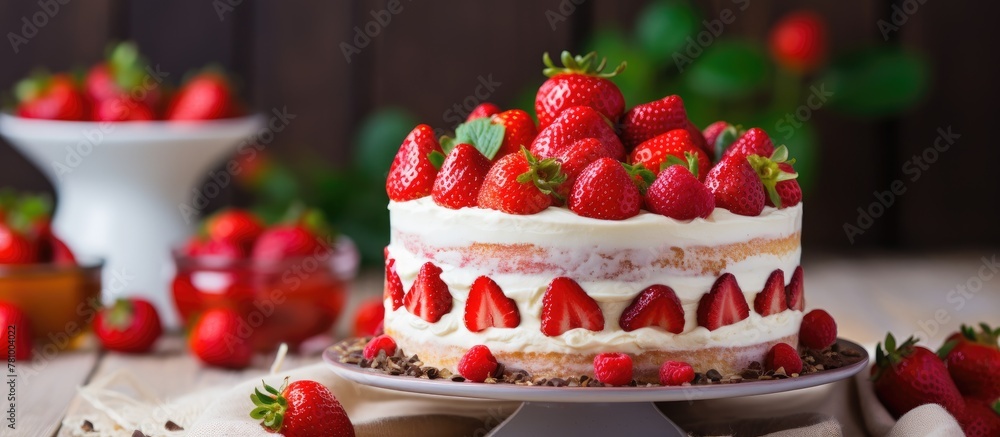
[385,50,802,221]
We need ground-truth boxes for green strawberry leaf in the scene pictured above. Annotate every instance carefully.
[443,118,506,160]
[427,150,446,170]
[713,125,743,164]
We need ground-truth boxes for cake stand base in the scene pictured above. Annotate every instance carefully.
[491,401,683,436]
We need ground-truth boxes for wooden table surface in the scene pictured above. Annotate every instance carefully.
[15,254,1000,437]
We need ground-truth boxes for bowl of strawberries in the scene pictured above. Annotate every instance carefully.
[0,42,263,326]
[172,208,359,357]
[0,191,101,353]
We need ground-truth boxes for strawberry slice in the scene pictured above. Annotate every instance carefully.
[464,276,520,332]
[540,277,604,336]
[386,124,444,201]
[753,269,788,316]
[786,266,805,311]
[403,262,452,323]
[384,258,404,310]
[431,143,492,209]
[697,273,750,331]
[619,284,685,333]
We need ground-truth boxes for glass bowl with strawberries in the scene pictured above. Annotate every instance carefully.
[171,208,359,352]
[0,192,102,353]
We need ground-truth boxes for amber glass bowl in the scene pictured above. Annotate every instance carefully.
[171,236,359,351]
[0,259,102,349]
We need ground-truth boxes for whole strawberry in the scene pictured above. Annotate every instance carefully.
[593,353,633,386]
[0,302,32,360]
[431,143,492,209]
[765,343,802,374]
[386,124,444,201]
[628,129,710,181]
[477,148,564,215]
[84,42,163,109]
[530,106,625,160]
[490,109,538,158]
[553,137,616,199]
[251,377,355,437]
[938,324,1000,401]
[569,158,644,220]
[204,209,264,252]
[352,297,385,338]
[14,72,88,120]
[189,307,253,369]
[871,333,966,419]
[466,102,501,121]
[747,146,801,209]
[705,156,765,216]
[94,298,163,353]
[165,71,238,120]
[644,154,714,220]
[252,224,329,262]
[93,96,156,122]
[722,127,775,162]
[769,11,827,73]
[458,344,498,383]
[0,223,37,264]
[535,51,626,130]
[958,399,1000,437]
[620,95,707,153]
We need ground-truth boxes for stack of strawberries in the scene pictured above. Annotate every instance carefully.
[386,51,802,221]
[11,42,241,122]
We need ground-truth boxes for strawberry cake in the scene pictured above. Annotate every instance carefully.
[381,51,807,383]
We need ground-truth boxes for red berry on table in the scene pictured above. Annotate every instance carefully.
[386,124,444,202]
[958,399,1000,437]
[619,284,684,334]
[0,223,37,264]
[251,377,356,437]
[721,127,775,162]
[490,109,538,159]
[659,361,695,386]
[535,51,626,130]
[621,95,706,153]
[189,307,253,369]
[697,273,750,331]
[458,345,498,383]
[14,72,88,121]
[431,143,492,209]
[466,102,501,122]
[799,309,837,350]
[628,129,711,181]
[552,137,615,199]
[871,333,966,419]
[403,262,452,323]
[530,105,625,160]
[644,156,715,221]
[251,224,328,261]
[938,324,1000,402]
[593,353,633,386]
[769,11,827,73]
[765,343,803,374]
[205,209,264,251]
[384,258,404,311]
[786,266,806,311]
[540,277,604,337]
[352,297,385,338]
[569,157,643,220]
[705,155,765,217]
[165,71,238,120]
[753,269,788,316]
[464,276,520,332]
[477,148,564,215]
[0,302,32,361]
[94,298,163,354]
[362,334,397,360]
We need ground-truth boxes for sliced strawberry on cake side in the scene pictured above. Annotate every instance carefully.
[753,269,788,316]
[619,284,685,333]
[535,51,626,129]
[530,105,625,160]
[620,94,707,153]
[431,143,492,209]
[403,262,453,323]
[477,148,565,215]
[697,273,751,331]
[541,277,605,337]
[464,276,521,332]
[627,129,711,181]
[384,258,404,310]
[386,124,444,201]
[786,266,806,311]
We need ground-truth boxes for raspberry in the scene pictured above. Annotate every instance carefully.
[765,342,803,374]
[458,345,498,382]
[593,353,633,386]
[799,309,837,349]
[363,334,397,360]
[659,361,695,386]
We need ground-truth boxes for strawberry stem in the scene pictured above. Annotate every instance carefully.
[623,162,655,195]
[516,147,566,201]
[542,51,626,79]
[872,332,919,381]
[748,145,799,208]
[250,377,291,432]
[661,151,701,179]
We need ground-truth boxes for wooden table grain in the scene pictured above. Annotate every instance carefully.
[13,255,1000,437]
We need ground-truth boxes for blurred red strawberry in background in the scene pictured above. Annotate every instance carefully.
[769,11,827,73]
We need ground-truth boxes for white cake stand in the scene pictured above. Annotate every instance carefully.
[324,339,868,436]
[0,114,263,328]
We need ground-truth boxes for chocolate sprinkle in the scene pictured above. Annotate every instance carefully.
[132,431,148,437]
[705,369,723,381]
[165,420,184,431]
[81,420,94,432]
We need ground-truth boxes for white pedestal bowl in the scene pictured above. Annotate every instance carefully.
[0,114,264,328]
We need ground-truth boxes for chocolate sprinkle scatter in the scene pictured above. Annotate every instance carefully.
[165,420,184,431]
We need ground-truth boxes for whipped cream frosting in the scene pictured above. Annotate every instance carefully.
[384,199,804,353]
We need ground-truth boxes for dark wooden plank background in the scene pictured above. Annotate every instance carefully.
[0,0,994,253]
